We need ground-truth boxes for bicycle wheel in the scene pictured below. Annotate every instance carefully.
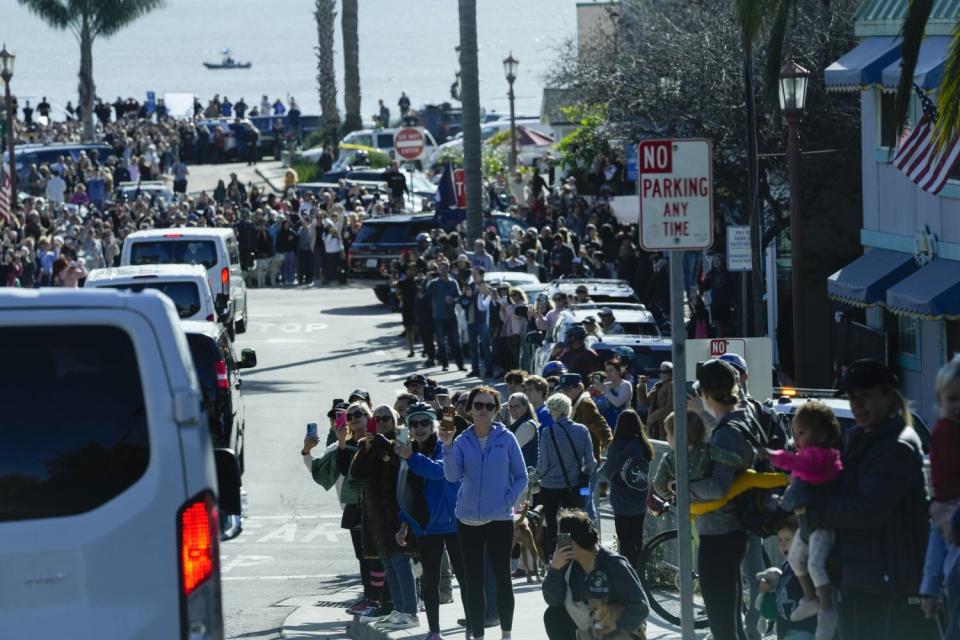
[639,529,710,629]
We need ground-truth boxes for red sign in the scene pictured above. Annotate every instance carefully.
[453,169,466,208]
[638,138,713,251]
[393,127,426,161]
[710,339,729,356]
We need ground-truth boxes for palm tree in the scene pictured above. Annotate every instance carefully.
[458,0,483,243]
[315,0,341,147]
[897,1,960,149]
[17,0,165,142]
[342,0,362,135]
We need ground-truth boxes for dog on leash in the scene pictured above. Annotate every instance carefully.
[513,503,545,582]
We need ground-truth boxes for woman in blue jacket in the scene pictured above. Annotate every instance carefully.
[442,386,528,640]
[395,402,469,640]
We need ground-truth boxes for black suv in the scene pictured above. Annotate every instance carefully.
[182,320,256,474]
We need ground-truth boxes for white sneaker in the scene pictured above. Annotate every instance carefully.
[816,609,839,640]
[360,608,394,624]
[377,612,420,630]
[790,598,819,622]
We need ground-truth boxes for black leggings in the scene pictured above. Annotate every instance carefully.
[458,520,515,637]
[349,528,386,603]
[698,530,748,640]
[614,513,645,572]
[540,486,580,561]
[544,605,578,640]
[420,532,467,633]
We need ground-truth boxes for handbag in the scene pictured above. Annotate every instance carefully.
[548,421,590,499]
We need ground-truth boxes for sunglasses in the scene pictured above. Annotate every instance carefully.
[347,411,367,420]
[409,419,432,428]
[375,414,394,423]
[471,402,497,412]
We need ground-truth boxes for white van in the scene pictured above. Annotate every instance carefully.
[0,288,240,640]
[121,228,248,338]
[85,264,221,324]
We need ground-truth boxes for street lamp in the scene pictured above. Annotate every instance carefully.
[779,59,810,385]
[503,52,519,173]
[0,44,15,194]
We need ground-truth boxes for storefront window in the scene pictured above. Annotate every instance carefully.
[879,92,897,149]
[898,315,921,370]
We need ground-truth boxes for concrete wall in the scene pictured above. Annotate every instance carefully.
[576,2,619,59]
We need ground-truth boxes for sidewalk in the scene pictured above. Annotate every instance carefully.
[280,575,691,640]
[255,162,288,194]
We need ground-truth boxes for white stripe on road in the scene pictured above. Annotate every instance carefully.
[222,573,341,581]
[246,515,341,520]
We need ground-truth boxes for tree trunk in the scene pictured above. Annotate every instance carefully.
[315,0,341,147]
[341,0,362,135]
[458,0,483,243]
[742,42,765,337]
[79,15,96,142]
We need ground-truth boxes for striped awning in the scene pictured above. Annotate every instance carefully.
[880,37,952,91]
[886,259,960,319]
[825,36,902,91]
[827,248,918,306]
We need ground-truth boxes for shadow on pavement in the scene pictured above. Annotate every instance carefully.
[321,305,387,316]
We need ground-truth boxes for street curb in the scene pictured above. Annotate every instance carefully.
[255,166,284,194]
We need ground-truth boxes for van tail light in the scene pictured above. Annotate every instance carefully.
[206,314,215,322]
[177,491,223,640]
[220,267,230,294]
[215,360,229,390]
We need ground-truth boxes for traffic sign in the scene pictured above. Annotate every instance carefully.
[726,225,752,271]
[685,337,774,403]
[393,127,426,161]
[453,168,466,208]
[638,138,713,251]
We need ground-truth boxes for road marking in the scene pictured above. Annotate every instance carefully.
[221,554,274,573]
[256,522,299,543]
[252,321,328,333]
[301,522,341,543]
[246,515,340,520]
[222,573,342,581]
[265,338,313,344]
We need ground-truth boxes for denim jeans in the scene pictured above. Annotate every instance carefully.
[434,317,463,368]
[382,553,417,615]
[282,252,296,285]
[468,321,494,375]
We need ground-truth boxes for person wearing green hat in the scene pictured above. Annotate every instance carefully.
[394,402,470,640]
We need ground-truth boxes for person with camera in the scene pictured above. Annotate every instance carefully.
[559,374,612,526]
[462,267,495,379]
[394,403,470,640]
[542,509,648,640]
[441,386,528,639]
[497,288,529,372]
[538,390,598,562]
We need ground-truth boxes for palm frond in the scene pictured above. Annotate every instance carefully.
[895,0,934,133]
[16,0,72,29]
[735,0,768,50]
[763,0,795,105]
[932,22,960,151]
[93,0,166,38]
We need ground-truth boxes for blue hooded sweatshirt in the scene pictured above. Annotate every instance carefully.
[443,423,529,523]
[397,439,461,536]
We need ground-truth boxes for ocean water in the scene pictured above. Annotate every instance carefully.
[0,0,576,122]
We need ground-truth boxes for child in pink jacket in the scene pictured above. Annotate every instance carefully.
[759,401,843,640]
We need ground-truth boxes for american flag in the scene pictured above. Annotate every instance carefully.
[893,107,960,196]
[0,165,11,223]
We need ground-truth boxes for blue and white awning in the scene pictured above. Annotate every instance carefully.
[886,259,960,319]
[880,36,952,91]
[825,36,902,91]
[827,248,918,306]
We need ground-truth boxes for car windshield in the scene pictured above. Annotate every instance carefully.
[617,321,660,337]
[102,281,201,318]
[595,346,671,377]
[354,223,409,245]
[129,240,217,268]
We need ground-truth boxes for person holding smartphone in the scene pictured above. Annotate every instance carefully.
[394,403,471,640]
[442,386,528,639]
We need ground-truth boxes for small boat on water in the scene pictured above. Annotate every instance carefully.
[204,49,251,70]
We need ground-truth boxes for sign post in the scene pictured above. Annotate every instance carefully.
[726,224,752,336]
[638,138,713,640]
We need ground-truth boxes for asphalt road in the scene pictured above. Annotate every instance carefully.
[222,282,470,640]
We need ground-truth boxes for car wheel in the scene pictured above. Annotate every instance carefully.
[235,314,247,334]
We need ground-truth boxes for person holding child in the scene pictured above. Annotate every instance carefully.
[757,401,843,640]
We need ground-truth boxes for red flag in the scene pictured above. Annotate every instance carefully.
[893,113,960,195]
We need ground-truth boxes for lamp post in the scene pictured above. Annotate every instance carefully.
[779,60,810,385]
[503,52,519,173]
[0,44,15,194]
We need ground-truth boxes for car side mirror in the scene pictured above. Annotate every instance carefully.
[239,348,257,369]
[214,448,242,517]
[525,330,544,347]
[215,293,230,319]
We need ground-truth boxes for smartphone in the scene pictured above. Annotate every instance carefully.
[306,422,318,439]
[396,425,410,444]
[367,416,378,432]
[556,533,572,550]
[334,411,347,429]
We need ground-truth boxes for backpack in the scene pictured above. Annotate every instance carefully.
[722,412,790,538]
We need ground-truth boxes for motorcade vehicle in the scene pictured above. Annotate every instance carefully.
[546,278,641,304]
[484,270,545,301]
[108,180,176,209]
[341,127,440,161]
[425,118,555,167]
[85,264,223,324]
[195,117,255,155]
[0,288,240,639]
[6,142,115,183]
[120,228,248,338]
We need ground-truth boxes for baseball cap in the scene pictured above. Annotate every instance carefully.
[837,359,898,394]
[405,402,437,424]
[348,388,371,403]
[556,373,583,390]
[583,316,597,325]
[433,385,450,396]
[696,359,739,393]
[598,307,614,317]
[575,284,589,293]
[718,353,748,374]
[404,374,428,387]
[326,401,350,419]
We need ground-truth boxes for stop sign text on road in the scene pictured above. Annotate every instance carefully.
[393,127,426,162]
[638,138,713,251]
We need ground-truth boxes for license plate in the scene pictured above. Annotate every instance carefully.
[365,258,378,268]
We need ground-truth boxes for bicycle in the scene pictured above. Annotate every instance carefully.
[638,501,772,631]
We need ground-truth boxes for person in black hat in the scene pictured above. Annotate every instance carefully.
[803,359,936,640]
[349,388,372,408]
[404,374,428,401]
[689,358,756,640]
